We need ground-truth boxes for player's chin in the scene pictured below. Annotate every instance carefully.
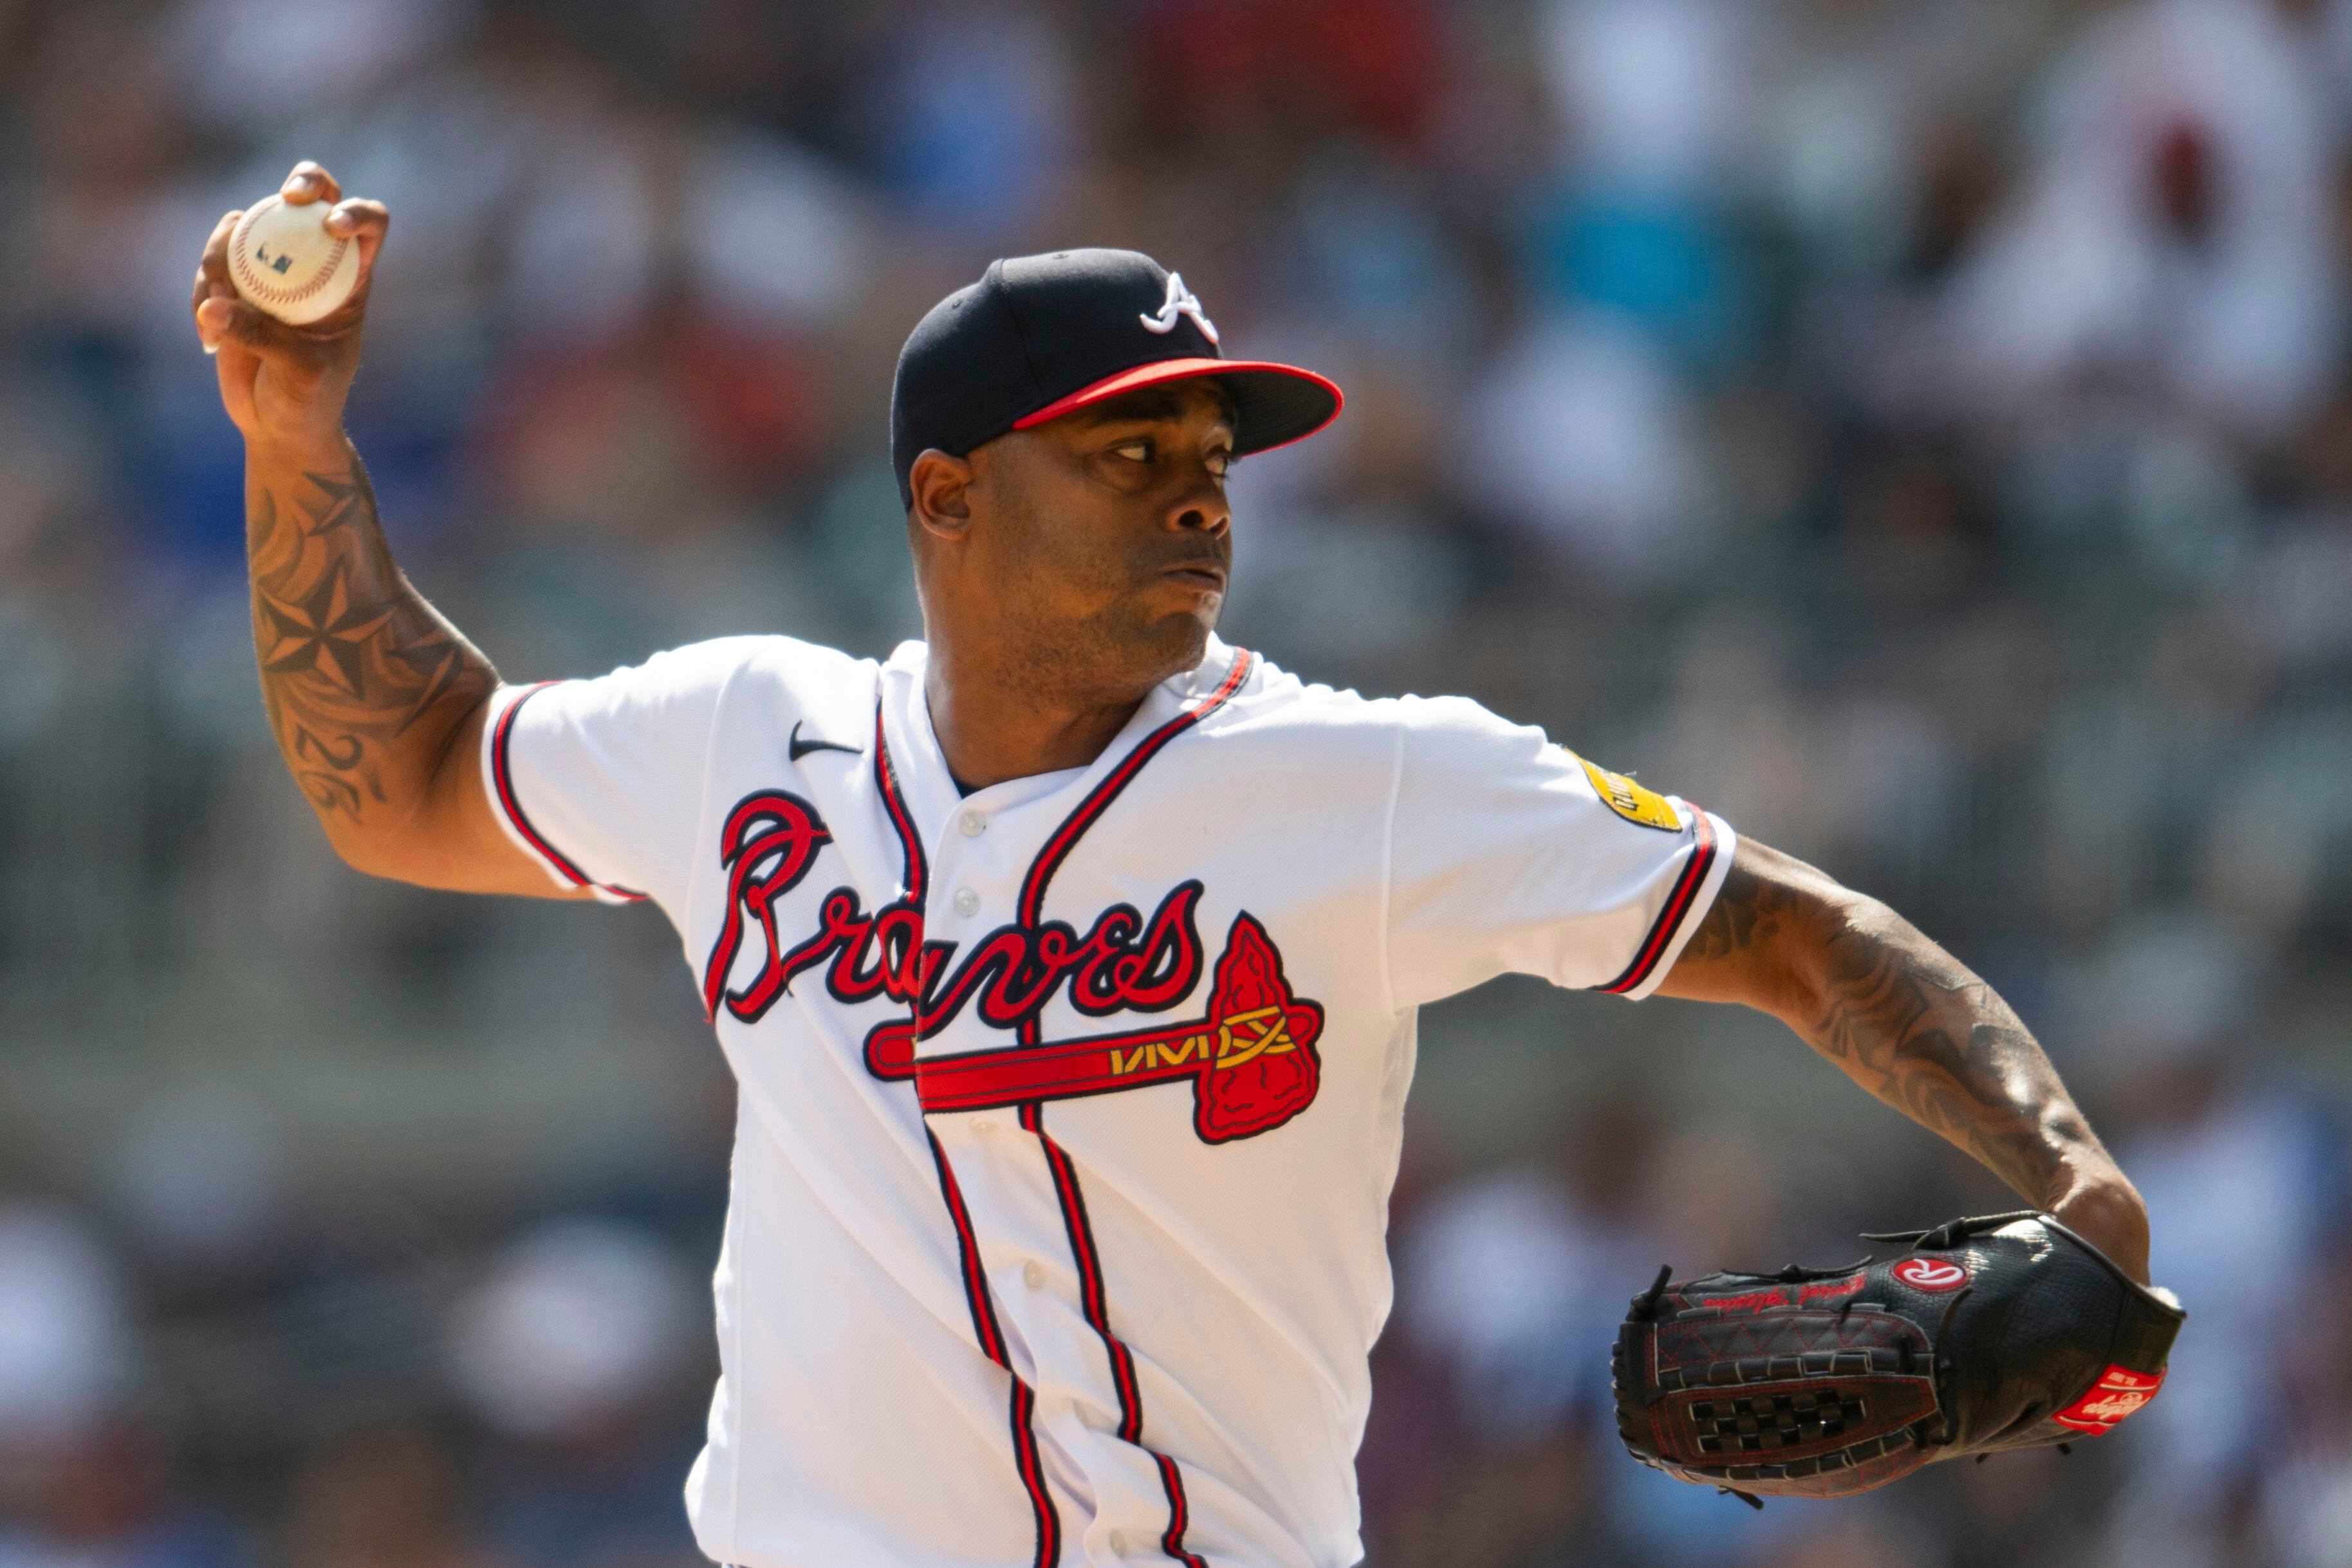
[1153,591,1221,646]
[1113,602,1217,681]
[1140,572,1225,627]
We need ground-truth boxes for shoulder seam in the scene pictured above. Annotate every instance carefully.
[678,661,743,923]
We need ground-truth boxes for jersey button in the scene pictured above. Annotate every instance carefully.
[952,888,979,918]
[1109,1531,1129,1555]
[1023,1260,1044,1290]
[959,811,986,837]
[972,1118,996,1136]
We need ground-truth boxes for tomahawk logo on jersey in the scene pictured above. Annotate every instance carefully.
[481,633,1734,1568]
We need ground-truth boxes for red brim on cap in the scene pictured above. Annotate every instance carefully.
[1010,356,1344,457]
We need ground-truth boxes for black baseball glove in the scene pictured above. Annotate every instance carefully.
[1611,1211,2185,1504]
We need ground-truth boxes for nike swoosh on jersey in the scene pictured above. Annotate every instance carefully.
[789,721,862,762]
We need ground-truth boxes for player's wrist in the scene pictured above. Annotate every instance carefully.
[245,426,353,470]
[2046,1162,2151,1282]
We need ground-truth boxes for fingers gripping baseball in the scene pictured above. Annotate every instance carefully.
[193,161,389,450]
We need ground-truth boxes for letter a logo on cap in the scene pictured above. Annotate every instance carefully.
[1140,272,1219,344]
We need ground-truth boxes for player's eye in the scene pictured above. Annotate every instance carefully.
[1207,448,1236,479]
[1113,441,1153,463]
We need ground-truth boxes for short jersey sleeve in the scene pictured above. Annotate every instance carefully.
[1384,696,1736,1008]
[481,639,757,913]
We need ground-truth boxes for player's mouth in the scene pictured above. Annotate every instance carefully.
[1160,558,1227,594]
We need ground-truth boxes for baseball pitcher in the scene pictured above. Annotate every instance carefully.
[192,163,2162,1567]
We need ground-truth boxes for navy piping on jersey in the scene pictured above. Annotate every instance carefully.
[878,650,1252,1567]
[1594,804,1718,995]
[490,682,647,901]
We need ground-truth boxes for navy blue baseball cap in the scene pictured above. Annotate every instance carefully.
[890,248,1344,507]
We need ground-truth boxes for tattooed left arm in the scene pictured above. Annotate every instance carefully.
[1656,838,2152,1282]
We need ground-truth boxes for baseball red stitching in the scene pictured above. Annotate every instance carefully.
[232,201,350,304]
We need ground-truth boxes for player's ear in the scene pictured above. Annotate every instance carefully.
[909,450,975,542]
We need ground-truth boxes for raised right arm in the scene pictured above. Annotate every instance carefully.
[194,161,589,899]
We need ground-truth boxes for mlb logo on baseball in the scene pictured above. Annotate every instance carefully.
[227,193,360,324]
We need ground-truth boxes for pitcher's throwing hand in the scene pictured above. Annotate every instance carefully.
[194,161,387,452]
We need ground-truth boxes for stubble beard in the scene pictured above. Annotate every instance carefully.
[1010,589,1213,712]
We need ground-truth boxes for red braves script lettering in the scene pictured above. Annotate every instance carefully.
[703,791,833,1022]
[700,793,1324,1144]
[702,791,1205,1033]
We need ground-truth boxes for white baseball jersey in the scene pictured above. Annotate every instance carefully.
[481,634,1736,1568]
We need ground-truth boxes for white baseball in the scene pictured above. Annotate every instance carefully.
[228,194,360,326]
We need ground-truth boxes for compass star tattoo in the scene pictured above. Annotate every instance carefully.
[246,457,495,822]
[258,560,397,695]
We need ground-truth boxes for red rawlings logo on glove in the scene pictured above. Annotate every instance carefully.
[1893,1257,1970,1292]
[2052,1365,2165,1434]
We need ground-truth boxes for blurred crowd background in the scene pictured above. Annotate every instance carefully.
[3,0,2351,1564]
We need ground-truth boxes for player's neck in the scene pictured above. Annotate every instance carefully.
[922,646,1160,791]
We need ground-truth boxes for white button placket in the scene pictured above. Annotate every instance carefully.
[918,788,1177,1545]
[915,797,1081,1427]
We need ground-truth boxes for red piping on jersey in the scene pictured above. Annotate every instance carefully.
[1024,1103,1144,1440]
[874,703,929,902]
[1024,1105,1208,1568]
[926,1129,1061,1567]
[1156,1450,1204,1567]
[893,714,1059,1567]
[490,683,647,902]
[1015,649,1254,1045]
[1595,806,1717,995]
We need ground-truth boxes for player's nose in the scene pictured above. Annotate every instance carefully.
[1164,463,1230,538]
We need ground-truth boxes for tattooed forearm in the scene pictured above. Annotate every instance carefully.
[1671,849,2107,1210]
[245,440,495,828]
[1807,901,2091,1204]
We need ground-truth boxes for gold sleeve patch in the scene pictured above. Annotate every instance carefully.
[1576,756,1683,832]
